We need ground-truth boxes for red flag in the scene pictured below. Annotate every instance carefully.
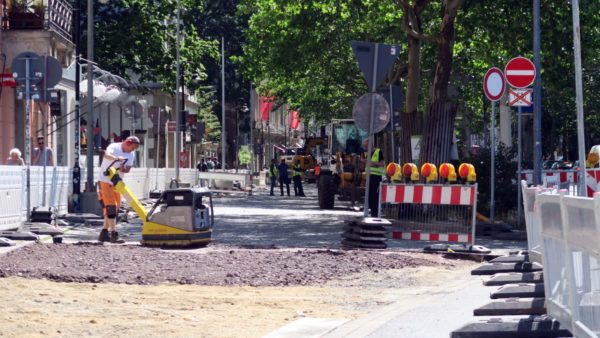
[260,96,274,121]
[290,110,301,130]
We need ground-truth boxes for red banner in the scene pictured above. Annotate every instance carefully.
[179,150,190,168]
[260,96,274,121]
[290,110,301,130]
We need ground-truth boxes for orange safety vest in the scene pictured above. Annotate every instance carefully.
[315,165,321,176]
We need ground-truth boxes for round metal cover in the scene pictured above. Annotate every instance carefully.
[352,93,390,133]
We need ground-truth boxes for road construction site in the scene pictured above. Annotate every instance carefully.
[0,183,528,338]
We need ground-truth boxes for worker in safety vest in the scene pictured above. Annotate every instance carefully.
[362,138,385,217]
[292,160,306,197]
[268,159,278,196]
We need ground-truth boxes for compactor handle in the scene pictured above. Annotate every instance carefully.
[103,158,128,177]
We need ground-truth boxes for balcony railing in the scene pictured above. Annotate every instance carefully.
[2,0,73,43]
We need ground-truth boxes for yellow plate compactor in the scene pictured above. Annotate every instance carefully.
[105,160,213,247]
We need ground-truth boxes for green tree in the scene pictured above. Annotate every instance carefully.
[237,1,467,164]
[85,0,221,138]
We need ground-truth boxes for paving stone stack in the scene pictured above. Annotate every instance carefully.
[341,217,389,249]
[451,251,573,337]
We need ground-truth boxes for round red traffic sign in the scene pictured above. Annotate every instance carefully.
[504,57,536,88]
[483,67,505,102]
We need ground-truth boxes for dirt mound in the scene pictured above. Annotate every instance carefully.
[0,243,454,286]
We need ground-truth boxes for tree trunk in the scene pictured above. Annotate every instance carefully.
[400,110,422,164]
[420,101,456,165]
[420,0,463,164]
[397,0,428,163]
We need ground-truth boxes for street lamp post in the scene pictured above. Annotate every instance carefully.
[221,36,226,171]
[85,0,95,193]
[85,0,109,193]
[174,0,182,179]
[72,0,82,211]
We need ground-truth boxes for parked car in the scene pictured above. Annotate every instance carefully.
[550,161,575,170]
[543,160,559,170]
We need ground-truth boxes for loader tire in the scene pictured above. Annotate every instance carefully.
[318,172,335,209]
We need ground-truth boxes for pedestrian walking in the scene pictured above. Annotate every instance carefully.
[268,159,278,196]
[277,159,290,196]
[196,158,208,187]
[97,136,140,243]
[362,138,384,217]
[292,160,305,197]
[6,148,24,165]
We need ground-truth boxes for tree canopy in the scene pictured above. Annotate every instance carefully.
[237,0,600,162]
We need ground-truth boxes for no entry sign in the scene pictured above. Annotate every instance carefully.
[483,67,505,101]
[505,57,536,89]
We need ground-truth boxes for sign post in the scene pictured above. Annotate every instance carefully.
[505,56,535,228]
[12,52,44,221]
[484,67,505,223]
[351,41,400,218]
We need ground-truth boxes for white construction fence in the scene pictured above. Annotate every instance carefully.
[522,180,600,337]
[0,165,203,231]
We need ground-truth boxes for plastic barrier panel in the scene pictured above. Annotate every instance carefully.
[379,183,477,244]
[0,166,24,230]
[561,194,600,338]
[537,192,573,332]
[521,180,544,265]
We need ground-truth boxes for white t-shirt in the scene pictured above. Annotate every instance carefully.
[98,142,136,185]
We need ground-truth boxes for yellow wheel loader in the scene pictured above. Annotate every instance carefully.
[104,159,213,247]
[317,119,368,209]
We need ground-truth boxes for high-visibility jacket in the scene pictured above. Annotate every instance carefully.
[293,163,302,177]
[314,165,321,176]
[366,148,384,176]
[269,164,278,177]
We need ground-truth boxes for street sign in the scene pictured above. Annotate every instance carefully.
[352,93,390,133]
[509,88,533,107]
[351,41,400,92]
[167,121,177,132]
[505,57,536,89]
[483,67,505,101]
[381,85,404,132]
[43,56,63,94]
[11,51,44,86]
[1,73,16,87]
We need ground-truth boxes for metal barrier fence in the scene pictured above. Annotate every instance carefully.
[197,170,253,195]
[0,165,199,231]
[527,185,600,337]
[379,183,478,244]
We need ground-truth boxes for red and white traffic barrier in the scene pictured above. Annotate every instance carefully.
[521,169,600,197]
[390,231,472,243]
[379,183,478,244]
[381,184,476,206]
